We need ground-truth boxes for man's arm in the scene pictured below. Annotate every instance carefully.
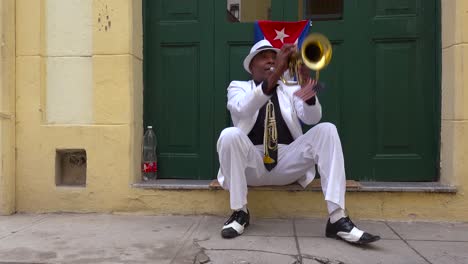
[293,65,322,125]
[263,44,296,95]
[293,93,322,125]
[226,81,271,118]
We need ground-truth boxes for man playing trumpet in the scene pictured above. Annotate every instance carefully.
[216,39,380,244]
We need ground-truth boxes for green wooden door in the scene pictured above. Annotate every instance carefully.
[291,0,438,181]
[143,0,215,179]
[144,0,439,181]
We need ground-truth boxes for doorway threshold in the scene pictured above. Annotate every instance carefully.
[132,179,457,193]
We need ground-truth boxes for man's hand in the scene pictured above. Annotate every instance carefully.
[264,44,296,95]
[274,44,296,75]
[294,78,317,102]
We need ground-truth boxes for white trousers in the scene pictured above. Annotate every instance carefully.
[217,122,346,214]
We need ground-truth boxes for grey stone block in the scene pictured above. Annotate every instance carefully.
[205,250,299,264]
[409,241,468,264]
[247,218,294,237]
[0,214,48,238]
[298,238,428,264]
[198,236,298,256]
[0,214,202,264]
[387,221,468,241]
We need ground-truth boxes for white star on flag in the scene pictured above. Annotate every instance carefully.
[274,28,289,43]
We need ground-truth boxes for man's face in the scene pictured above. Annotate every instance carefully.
[249,50,277,82]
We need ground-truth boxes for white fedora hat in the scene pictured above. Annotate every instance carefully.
[243,39,280,74]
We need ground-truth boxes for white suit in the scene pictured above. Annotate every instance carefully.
[217,80,346,213]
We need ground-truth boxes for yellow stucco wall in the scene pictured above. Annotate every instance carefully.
[0,0,16,215]
[15,0,142,213]
[241,0,271,22]
[8,0,468,221]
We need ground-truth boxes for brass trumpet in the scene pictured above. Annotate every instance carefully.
[263,100,277,164]
[282,33,332,85]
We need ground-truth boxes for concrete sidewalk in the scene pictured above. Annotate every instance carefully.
[0,213,467,264]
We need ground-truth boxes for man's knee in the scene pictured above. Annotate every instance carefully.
[315,122,338,134]
[217,127,244,150]
[306,122,338,138]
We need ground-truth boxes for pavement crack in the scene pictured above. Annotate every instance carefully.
[201,248,297,257]
[292,218,303,264]
[193,249,210,264]
[192,218,211,264]
[169,217,203,264]
[302,254,345,264]
[0,215,51,240]
[385,222,433,264]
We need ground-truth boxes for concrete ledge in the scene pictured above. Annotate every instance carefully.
[358,181,457,193]
[133,179,214,190]
[206,179,361,191]
[132,179,456,193]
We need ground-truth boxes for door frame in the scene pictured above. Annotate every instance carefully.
[142,0,441,181]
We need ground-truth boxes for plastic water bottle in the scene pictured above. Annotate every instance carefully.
[142,126,157,181]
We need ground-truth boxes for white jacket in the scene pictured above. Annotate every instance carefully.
[218,79,322,187]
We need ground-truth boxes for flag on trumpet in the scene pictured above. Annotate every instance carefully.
[254,20,310,49]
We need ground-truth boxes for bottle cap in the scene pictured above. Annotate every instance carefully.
[147,125,152,129]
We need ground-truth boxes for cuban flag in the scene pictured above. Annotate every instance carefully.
[254,20,310,49]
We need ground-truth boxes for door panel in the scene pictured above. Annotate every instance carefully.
[303,0,437,181]
[144,0,214,179]
[316,42,345,131]
[367,0,437,181]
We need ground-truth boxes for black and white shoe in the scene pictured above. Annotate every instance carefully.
[221,210,250,239]
[326,217,381,244]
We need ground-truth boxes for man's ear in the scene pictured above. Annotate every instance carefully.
[249,59,255,73]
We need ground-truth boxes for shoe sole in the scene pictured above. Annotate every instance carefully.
[326,233,381,245]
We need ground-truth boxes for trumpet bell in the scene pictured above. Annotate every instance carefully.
[281,33,332,85]
[301,33,332,71]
